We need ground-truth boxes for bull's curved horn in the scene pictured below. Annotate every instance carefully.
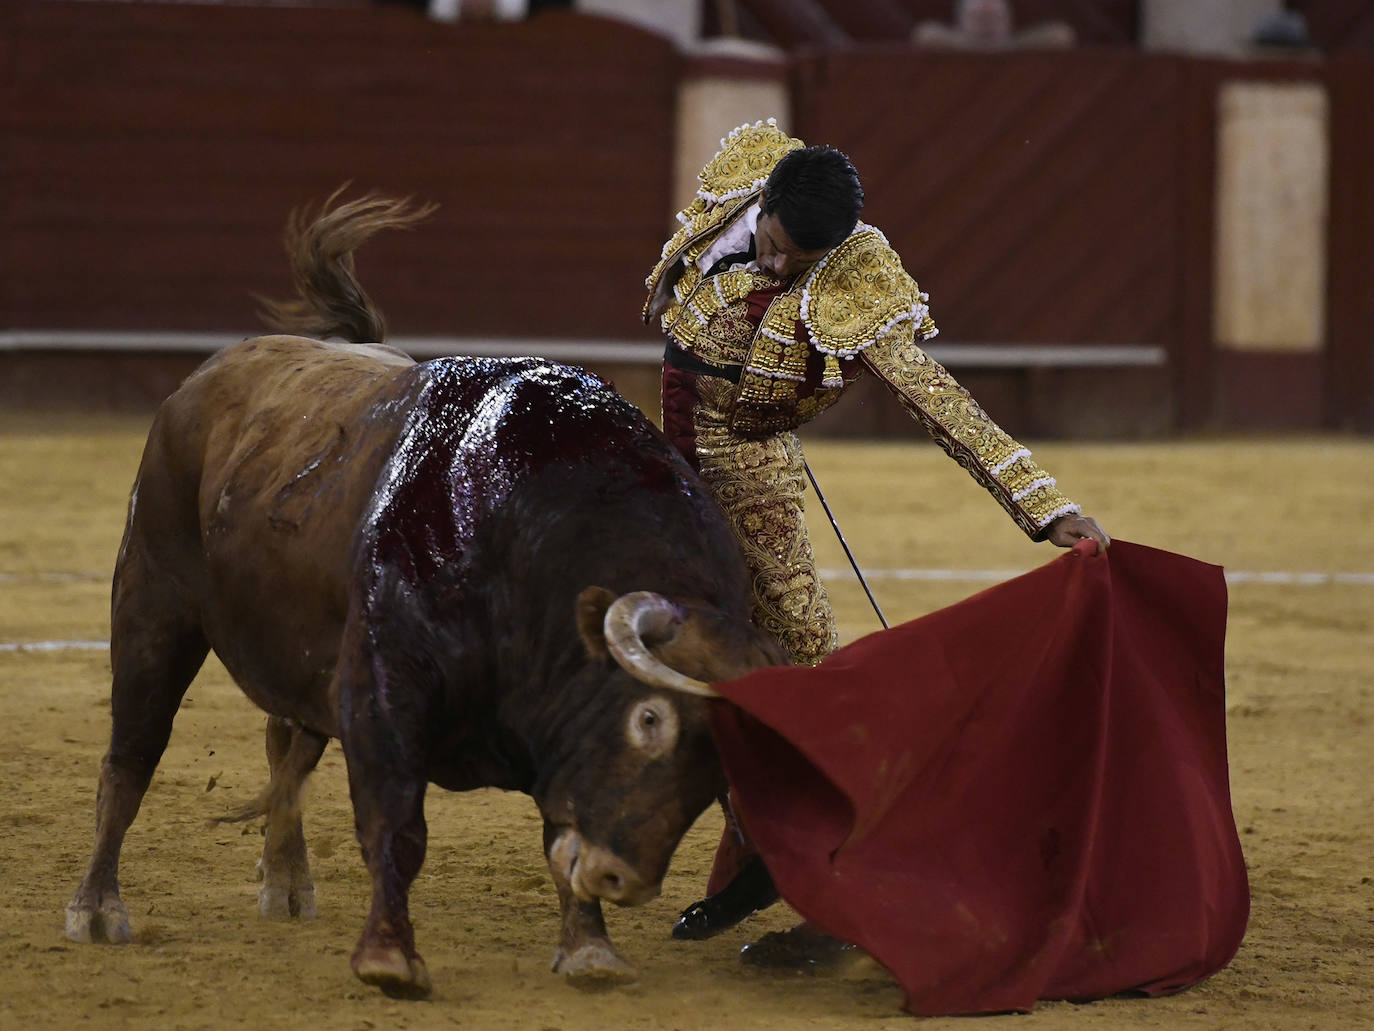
[603,592,720,698]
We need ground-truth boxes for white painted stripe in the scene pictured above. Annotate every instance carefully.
[0,640,108,653]
[818,567,1029,583]
[5,566,1374,590]
[0,330,667,365]
[0,571,106,583]
[1223,570,1374,586]
[0,331,1168,368]
[3,566,1371,655]
[4,567,1374,591]
[819,568,1374,586]
[924,344,1167,368]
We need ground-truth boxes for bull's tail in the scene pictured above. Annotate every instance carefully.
[210,790,274,826]
[257,185,437,345]
[208,722,327,827]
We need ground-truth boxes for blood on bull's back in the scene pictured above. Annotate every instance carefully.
[363,354,720,595]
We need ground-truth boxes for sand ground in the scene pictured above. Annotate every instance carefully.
[1,411,1371,1030]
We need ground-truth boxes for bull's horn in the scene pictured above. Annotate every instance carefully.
[603,592,720,698]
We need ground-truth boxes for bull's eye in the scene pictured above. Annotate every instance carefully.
[625,696,679,759]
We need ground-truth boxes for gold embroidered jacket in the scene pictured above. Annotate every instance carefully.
[644,120,1080,539]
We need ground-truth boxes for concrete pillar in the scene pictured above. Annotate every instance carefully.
[1140,0,1280,55]
[1213,81,1328,354]
[671,39,790,216]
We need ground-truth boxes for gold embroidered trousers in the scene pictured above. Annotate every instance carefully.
[690,377,839,666]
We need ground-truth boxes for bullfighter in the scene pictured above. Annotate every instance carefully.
[644,118,1111,961]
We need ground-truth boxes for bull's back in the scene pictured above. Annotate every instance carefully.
[119,336,420,724]
[362,356,692,578]
[358,357,747,660]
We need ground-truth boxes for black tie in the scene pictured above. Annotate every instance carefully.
[705,236,757,278]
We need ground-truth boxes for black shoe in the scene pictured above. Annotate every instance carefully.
[671,856,780,940]
[738,924,858,972]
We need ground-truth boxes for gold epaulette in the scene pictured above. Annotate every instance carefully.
[697,118,804,206]
[643,119,803,321]
[797,225,938,386]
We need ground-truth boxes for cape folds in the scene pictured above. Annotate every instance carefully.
[708,540,1249,1016]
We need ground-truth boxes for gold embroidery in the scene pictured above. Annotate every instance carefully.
[669,268,860,439]
[697,119,805,205]
[643,119,803,323]
[691,298,755,368]
[643,200,756,323]
[681,224,947,436]
[800,226,938,358]
[729,293,809,437]
[662,266,776,359]
[862,330,1080,537]
[695,371,737,413]
[693,397,838,666]
[795,365,854,424]
[651,119,1080,608]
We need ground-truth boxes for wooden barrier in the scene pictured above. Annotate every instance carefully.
[0,2,679,340]
[2,2,1371,432]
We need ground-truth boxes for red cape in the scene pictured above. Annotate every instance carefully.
[708,540,1249,1017]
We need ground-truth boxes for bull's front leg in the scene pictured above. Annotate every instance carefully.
[344,746,431,997]
[337,646,434,998]
[543,819,637,987]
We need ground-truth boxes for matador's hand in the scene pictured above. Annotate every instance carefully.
[1046,513,1111,554]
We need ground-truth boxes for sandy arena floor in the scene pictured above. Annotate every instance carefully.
[1,411,1371,1030]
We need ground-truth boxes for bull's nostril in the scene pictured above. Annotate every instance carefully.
[603,872,623,893]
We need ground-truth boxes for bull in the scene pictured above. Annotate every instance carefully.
[64,193,784,997]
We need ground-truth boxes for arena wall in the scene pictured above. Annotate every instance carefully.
[2,1,1371,433]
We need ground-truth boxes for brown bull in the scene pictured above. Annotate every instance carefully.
[65,194,785,997]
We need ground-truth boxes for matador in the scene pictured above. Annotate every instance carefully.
[645,119,1109,669]
[645,120,1111,961]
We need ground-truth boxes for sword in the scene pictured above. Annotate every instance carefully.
[803,459,889,630]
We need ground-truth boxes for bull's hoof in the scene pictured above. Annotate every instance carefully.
[352,945,432,999]
[259,883,317,920]
[552,941,638,989]
[65,896,132,945]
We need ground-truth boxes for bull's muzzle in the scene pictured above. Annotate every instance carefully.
[548,828,660,908]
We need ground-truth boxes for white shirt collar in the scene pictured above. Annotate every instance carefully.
[694,201,761,275]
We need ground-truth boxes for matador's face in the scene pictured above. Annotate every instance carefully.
[755,211,832,283]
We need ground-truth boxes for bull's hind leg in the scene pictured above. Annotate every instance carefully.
[66,606,209,944]
[544,819,637,987]
[255,716,328,919]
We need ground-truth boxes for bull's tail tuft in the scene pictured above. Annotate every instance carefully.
[257,185,438,345]
[207,721,328,829]
[209,790,271,827]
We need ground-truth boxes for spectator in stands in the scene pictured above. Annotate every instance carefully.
[1250,9,1312,51]
[913,0,1076,49]
[377,0,569,23]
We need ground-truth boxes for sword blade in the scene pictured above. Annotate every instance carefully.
[803,459,889,630]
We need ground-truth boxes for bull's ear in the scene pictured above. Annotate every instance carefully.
[575,585,618,661]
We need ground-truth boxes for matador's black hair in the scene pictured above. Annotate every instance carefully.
[761,146,865,251]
